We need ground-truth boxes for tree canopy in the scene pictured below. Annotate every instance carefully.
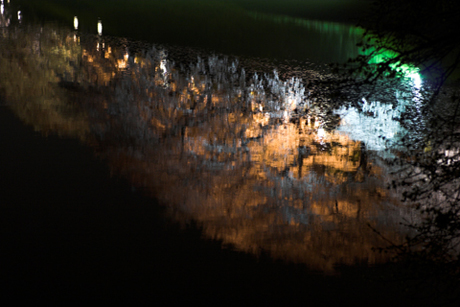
[342,1,460,300]
[357,0,460,88]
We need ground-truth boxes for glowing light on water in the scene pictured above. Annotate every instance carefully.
[160,59,167,74]
[395,63,422,88]
[317,127,326,139]
[408,69,422,88]
[97,19,102,35]
[117,52,130,70]
[249,11,365,37]
[73,16,78,30]
[159,54,169,86]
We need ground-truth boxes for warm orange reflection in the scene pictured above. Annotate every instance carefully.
[0,22,409,273]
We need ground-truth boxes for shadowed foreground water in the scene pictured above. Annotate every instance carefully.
[0,102,440,306]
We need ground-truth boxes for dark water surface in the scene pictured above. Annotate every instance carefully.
[0,103,420,305]
[0,1,446,305]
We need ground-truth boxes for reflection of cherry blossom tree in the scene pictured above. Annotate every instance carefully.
[0,22,408,273]
[85,35,406,272]
[0,25,89,137]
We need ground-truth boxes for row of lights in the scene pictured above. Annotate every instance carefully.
[1,2,100,35]
[0,0,15,27]
[73,16,103,36]
[0,2,102,36]
[0,0,23,24]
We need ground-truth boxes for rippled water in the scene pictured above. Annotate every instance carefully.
[0,2,420,273]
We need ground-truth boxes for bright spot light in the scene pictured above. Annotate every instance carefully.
[317,127,326,139]
[397,63,422,88]
[160,59,167,74]
[410,71,422,88]
[368,50,422,88]
[17,10,21,21]
[97,19,102,35]
[1,4,4,15]
[73,16,78,30]
[117,52,130,70]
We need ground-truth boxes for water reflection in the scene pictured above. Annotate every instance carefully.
[0,20,411,273]
[335,99,405,154]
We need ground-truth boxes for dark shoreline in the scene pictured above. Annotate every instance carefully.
[0,104,442,305]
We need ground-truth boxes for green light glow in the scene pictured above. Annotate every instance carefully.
[248,11,365,36]
[366,48,421,86]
